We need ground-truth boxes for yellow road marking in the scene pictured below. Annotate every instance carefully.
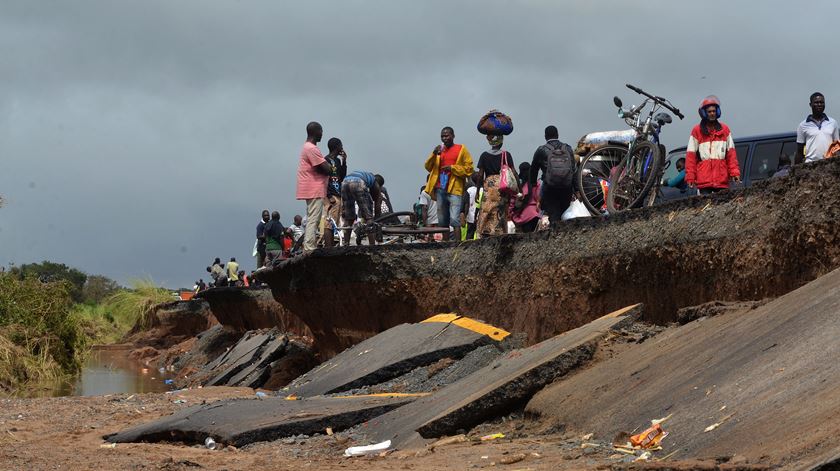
[422,313,511,341]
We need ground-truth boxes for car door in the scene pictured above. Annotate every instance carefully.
[746,140,789,183]
[729,143,752,189]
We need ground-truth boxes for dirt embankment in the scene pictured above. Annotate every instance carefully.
[123,299,217,350]
[260,159,840,357]
[196,287,312,338]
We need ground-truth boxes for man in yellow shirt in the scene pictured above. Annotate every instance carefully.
[424,127,473,241]
[226,258,239,286]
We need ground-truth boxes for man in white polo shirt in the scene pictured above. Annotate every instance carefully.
[796,92,839,164]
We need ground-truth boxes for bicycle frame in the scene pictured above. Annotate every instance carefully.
[607,84,684,210]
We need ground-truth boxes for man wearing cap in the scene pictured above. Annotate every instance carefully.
[685,95,741,194]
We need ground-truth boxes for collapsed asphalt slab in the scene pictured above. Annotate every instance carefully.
[186,328,314,390]
[525,268,840,469]
[356,305,638,449]
[105,395,413,447]
[259,158,840,355]
[285,315,510,398]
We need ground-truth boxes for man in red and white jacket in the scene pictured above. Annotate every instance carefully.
[685,95,741,194]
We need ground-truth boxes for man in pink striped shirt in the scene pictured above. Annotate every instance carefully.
[296,122,331,251]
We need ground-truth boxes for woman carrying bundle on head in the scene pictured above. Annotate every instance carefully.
[476,110,517,237]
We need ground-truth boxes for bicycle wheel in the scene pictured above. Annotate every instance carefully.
[576,145,627,215]
[374,211,414,224]
[605,141,661,213]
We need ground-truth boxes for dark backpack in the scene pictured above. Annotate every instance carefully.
[543,142,575,189]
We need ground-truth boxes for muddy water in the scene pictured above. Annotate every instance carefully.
[24,347,176,397]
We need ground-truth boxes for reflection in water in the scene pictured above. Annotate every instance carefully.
[14,347,177,398]
[72,348,174,396]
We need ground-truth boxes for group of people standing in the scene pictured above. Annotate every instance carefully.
[201,257,248,289]
[658,92,837,193]
[294,121,396,250]
[417,124,578,240]
[279,91,840,261]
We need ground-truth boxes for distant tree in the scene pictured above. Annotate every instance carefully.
[12,261,88,303]
[82,275,121,304]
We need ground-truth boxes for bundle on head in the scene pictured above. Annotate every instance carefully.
[477,109,513,136]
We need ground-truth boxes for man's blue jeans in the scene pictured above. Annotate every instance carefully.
[435,188,462,240]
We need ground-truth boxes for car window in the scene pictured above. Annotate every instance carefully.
[662,151,686,182]
[780,141,796,168]
[750,142,783,181]
[736,144,750,174]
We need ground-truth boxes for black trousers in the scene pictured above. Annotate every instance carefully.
[541,186,573,223]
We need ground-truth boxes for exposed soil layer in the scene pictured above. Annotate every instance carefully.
[124,299,217,351]
[196,286,312,338]
[260,159,840,356]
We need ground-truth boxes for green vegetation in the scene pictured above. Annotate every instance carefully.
[105,278,173,330]
[0,273,86,391]
[0,266,174,394]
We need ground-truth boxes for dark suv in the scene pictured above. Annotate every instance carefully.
[656,132,797,203]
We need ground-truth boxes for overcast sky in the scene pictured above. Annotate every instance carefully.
[0,0,834,288]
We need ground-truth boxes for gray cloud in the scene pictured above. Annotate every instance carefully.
[1,0,836,287]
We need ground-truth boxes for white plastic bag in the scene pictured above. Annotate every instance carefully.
[252,239,258,257]
[561,200,591,221]
[344,440,392,457]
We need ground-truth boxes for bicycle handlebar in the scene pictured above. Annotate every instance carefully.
[625,84,684,120]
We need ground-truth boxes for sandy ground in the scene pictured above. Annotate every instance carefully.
[0,386,768,471]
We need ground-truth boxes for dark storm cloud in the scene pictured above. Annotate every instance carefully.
[0,0,836,287]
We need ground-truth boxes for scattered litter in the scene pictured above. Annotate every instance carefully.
[530,452,541,458]
[581,442,599,449]
[719,405,727,411]
[499,453,526,465]
[634,451,652,462]
[630,423,668,449]
[158,367,166,374]
[480,433,505,441]
[651,414,672,425]
[704,412,735,432]
[581,432,594,440]
[99,443,116,449]
[344,440,392,457]
[357,349,371,356]
[173,399,187,404]
[125,395,135,401]
[481,456,489,459]
[325,427,333,436]
[255,391,267,399]
[141,368,149,374]
[430,434,467,448]
[204,437,218,450]
[164,379,174,385]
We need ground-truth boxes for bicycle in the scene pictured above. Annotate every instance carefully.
[334,211,452,246]
[576,84,683,215]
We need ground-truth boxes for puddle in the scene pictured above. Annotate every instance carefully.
[19,347,176,398]
[71,347,176,396]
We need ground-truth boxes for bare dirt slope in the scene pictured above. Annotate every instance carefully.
[261,159,840,357]
[196,286,312,338]
[525,266,840,469]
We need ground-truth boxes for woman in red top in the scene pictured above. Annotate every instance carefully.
[685,95,741,194]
